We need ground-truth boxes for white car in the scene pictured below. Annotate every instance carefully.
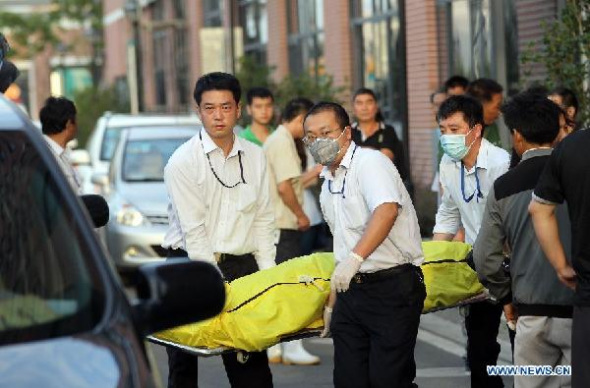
[84,112,201,193]
[104,126,199,271]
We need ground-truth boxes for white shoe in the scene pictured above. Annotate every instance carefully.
[267,344,282,364]
[281,340,320,365]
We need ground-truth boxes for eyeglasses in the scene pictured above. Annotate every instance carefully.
[302,127,344,146]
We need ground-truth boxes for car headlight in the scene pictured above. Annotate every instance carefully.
[116,204,146,227]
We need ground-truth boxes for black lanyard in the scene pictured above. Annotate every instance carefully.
[199,131,246,188]
[461,161,483,203]
[328,145,358,199]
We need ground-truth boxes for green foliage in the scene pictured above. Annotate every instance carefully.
[274,74,346,110]
[234,54,347,124]
[73,85,130,147]
[0,0,103,78]
[521,0,590,126]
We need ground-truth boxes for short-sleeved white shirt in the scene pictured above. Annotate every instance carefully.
[319,141,423,272]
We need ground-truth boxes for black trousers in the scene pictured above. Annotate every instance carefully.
[465,301,504,388]
[331,265,426,388]
[275,229,302,264]
[165,248,273,388]
[572,306,590,388]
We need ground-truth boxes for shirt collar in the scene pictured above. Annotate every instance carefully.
[200,128,243,158]
[320,141,357,179]
[521,147,552,161]
[44,135,65,156]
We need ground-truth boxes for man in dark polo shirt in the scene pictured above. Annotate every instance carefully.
[530,129,590,388]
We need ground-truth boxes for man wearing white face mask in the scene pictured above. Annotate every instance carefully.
[433,95,510,388]
[304,102,425,388]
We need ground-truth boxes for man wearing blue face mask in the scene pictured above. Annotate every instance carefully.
[433,95,510,388]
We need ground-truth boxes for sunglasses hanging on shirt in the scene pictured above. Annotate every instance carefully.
[460,161,483,203]
[199,131,246,188]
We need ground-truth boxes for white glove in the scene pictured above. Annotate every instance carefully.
[320,306,333,338]
[331,252,363,293]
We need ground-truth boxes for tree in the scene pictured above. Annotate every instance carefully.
[234,54,347,124]
[521,0,590,126]
[0,0,103,85]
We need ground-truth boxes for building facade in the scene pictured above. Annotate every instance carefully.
[102,0,564,223]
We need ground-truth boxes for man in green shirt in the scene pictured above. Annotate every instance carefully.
[239,87,275,146]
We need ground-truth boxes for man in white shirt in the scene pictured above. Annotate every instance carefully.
[433,95,510,388]
[39,96,82,194]
[162,72,275,388]
[303,102,425,388]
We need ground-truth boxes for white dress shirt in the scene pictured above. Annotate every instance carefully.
[433,138,510,244]
[319,141,423,272]
[162,129,276,270]
[43,135,82,194]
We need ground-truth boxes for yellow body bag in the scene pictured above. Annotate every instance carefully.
[155,242,486,352]
[155,252,334,352]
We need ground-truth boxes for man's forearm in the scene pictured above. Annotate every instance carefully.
[278,180,305,217]
[352,203,398,258]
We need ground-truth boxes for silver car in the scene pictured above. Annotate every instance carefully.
[105,126,199,271]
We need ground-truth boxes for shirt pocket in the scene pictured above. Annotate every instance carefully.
[341,195,367,231]
[237,184,258,213]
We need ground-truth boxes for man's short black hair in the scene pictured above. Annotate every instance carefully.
[39,96,77,136]
[501,91,561,145]
[467,78,504,102]
[246,87,273,105]
[444,75,469,93]
[281,97,314,123]
[437,95,484,128]
[304,102,351,130]
[193,72,241,106]
[549,86,578,114]
[353,87,377,101]
[0,61,19,93]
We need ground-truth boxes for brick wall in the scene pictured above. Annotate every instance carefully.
[103,0,129,85]
[323,0,353,97]
[405,0,440,189]
[516,0,558,85]
[266,0,289,82]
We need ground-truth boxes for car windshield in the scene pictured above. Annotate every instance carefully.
[0,131,105,346]
[122,138,189,182]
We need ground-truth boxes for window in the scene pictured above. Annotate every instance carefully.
[0,132,105,346]
[173,0,189,108]
[152,0,167,107]
[351,0,406,133]
[287,0,325,78]
[201,0,226,74]
[123,137,190,182]
[238,0,268,63]
[438,0,518,88]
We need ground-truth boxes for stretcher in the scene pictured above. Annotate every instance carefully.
[148,242,489,357]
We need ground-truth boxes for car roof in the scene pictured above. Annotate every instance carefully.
[124,126,199,140]
[101,113,201,128]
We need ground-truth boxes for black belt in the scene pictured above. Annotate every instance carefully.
[351,263,418,284]
[167,248,253,263]
[216,253,254,263]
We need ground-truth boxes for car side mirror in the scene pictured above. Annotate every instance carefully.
[132,259,226,336]
[80,194,110,228]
